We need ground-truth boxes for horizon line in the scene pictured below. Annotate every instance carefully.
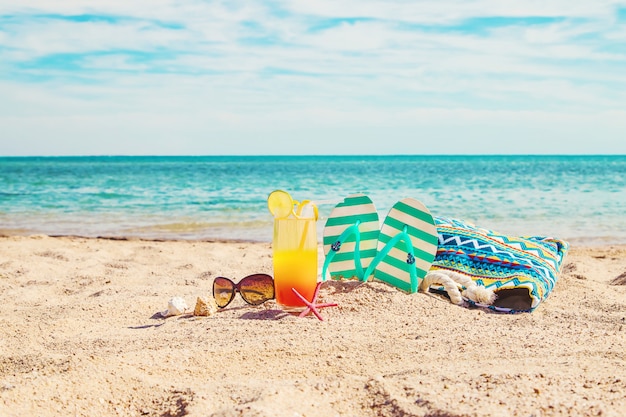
[2,153,625,158]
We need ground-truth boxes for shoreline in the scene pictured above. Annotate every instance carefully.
[1,235,625,416]
[2,231,626,248]
[0,232,270,245]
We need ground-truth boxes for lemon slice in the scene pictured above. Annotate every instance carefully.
[296,200,319,220]
[267,190,294,219]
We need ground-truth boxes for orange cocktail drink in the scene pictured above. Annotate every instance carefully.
[273,246,317,308]
[268,190,319,311]
[272,216,318,311]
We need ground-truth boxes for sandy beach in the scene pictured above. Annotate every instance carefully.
[0,235,625,417]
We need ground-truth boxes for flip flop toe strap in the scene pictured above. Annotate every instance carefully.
[322,221,365,281]
[363,225,419,292]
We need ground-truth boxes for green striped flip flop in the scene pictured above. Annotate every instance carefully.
[367,198,439,293]
[322,194,380,281]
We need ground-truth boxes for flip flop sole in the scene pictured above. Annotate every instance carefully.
[323,194,379,280]
[374,198,439,292]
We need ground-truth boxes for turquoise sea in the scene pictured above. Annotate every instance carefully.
[1,155,625,246]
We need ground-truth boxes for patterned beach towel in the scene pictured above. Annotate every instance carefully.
[428,217,569,313]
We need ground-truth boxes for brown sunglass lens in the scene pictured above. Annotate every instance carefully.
[238,274,275,305]
[213,277,236,308]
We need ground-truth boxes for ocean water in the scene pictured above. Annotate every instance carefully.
[1,155,625,246]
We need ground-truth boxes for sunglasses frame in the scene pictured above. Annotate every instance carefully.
[212,273,275,308]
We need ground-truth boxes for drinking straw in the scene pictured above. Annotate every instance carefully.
[298,202,316,250]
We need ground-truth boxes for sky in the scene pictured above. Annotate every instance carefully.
[1,1,626,156]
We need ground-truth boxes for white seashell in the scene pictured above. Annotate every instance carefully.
[161,297,189,317]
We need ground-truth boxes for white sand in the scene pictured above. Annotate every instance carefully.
[1,235,625,416]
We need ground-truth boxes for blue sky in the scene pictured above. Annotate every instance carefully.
[1,1,626,156]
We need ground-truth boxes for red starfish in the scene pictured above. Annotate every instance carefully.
[291,282,338,321]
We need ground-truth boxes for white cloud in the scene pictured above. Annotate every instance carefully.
[1,1,626,155]
[284,0,624,22]
[3,20,190,58]
[3,104,625,156]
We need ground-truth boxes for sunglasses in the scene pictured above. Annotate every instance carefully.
[212,274,275,308]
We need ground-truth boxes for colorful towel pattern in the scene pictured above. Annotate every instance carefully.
[431,217,569,312]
